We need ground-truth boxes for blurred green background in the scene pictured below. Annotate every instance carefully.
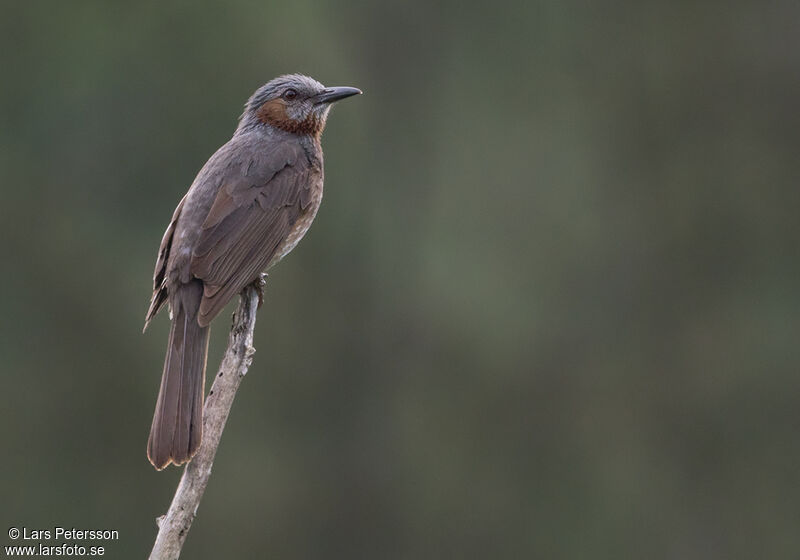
[2,1,799,558]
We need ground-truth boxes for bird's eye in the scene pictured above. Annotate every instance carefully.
[282,88,298,100]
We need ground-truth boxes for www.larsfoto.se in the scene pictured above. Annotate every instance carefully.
[5,543,106,556]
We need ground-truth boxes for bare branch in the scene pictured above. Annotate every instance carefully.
[149,278,263,560]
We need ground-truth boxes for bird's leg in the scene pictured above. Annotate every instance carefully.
[251,273,267,308]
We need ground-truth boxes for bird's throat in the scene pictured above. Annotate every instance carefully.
[256,99,324,137]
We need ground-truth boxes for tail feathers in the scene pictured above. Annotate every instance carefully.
[147,282,210,470]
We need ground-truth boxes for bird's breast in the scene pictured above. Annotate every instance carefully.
[270,180,324,267]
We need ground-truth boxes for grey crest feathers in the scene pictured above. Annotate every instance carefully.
[238,74,327,132]
[245,74,325,113]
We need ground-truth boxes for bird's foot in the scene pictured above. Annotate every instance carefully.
[253,273,267,308]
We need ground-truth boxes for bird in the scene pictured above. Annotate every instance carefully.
[143,74,361,470]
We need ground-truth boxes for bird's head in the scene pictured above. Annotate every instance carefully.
[240,74,361,137]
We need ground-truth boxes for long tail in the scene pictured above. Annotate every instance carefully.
[147,280,210,470]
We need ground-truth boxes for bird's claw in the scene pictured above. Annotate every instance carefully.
[254,273,267,308]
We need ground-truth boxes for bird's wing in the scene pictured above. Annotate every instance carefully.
[144,193,187,330]
[189,139,317,326]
